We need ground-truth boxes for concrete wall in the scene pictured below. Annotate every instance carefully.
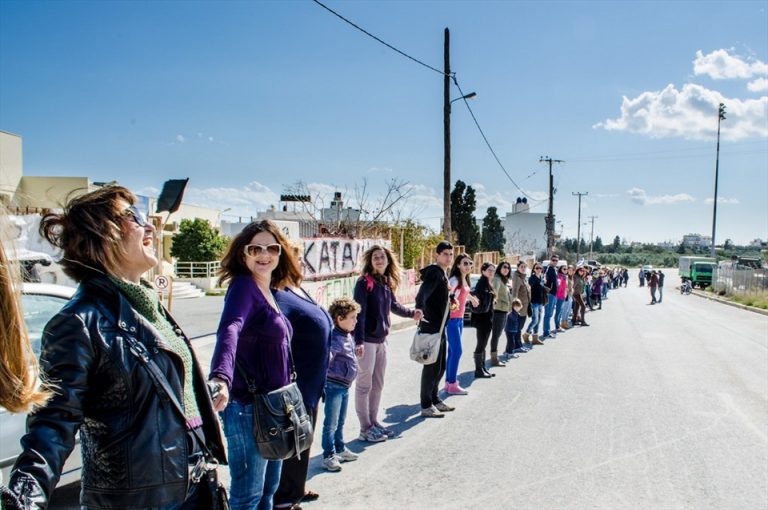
[0,131,23,206]
[503,211,547,258]
[17,176,93,209]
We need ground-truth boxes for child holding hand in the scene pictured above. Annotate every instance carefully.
[322,298,362,472]
[503,298,526,359]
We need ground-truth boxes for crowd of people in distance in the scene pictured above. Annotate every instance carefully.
[2,184,639,510]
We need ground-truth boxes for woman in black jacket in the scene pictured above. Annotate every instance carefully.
[471,262,496,378]
[5,186,226,510]
[526,263,548,345]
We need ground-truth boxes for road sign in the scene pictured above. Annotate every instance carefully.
[154,275,170,290]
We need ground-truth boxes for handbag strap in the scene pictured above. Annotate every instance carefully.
[122,333,216,466]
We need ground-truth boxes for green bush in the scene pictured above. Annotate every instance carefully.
[170,218,228,262]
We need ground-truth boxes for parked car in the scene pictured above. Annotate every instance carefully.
[0,283,81,485]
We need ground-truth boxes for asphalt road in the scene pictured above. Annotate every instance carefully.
[50,273,768,509]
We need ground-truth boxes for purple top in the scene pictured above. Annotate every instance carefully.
[209,275,292,404]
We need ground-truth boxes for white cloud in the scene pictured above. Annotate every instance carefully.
[594,83,768,141]
[627,187,695,206]
[471,183,515,214]
[693,49,768,80]
[704,196,740,205]
[208,136,214,142]
[182,181,280,216]
[748,78,768,92]
[175,134,186,143]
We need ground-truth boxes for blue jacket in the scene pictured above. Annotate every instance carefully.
[505,309,522,333]
[353,274,414,345]
[327,327,358,387]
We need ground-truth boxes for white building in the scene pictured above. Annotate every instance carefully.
[682,233,713,248]
[503,197,547,258]
[320,191,361,225]
[749,238,764,247]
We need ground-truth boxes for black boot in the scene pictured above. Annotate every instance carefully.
[481,353,496,377]
[474,353,492,378]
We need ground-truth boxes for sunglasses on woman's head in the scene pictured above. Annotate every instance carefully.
[244,243,282,257]
[123,206,148,228]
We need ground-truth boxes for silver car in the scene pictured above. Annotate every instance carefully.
[0,283,81,485]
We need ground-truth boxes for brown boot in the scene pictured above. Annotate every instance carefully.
[531,334,544,345]
[522,332,530,343]
[561,320,571,330]
[490,352,506,367]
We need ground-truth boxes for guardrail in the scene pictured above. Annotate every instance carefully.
[175,261,221,278]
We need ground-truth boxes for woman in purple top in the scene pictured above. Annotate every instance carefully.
[208,220,303,510]
[353,245,422,442]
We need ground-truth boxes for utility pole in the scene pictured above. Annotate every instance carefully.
[540,156,564,257]
[588,215,598,259]
[711,102,726,258]
[443,27,451,240]
[572,192,588,262]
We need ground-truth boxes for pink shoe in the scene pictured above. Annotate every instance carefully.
[445,382,468,395]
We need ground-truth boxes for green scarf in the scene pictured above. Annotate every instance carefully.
[109,277,202,429]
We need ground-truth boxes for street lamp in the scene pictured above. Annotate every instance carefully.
[711,102,726,258]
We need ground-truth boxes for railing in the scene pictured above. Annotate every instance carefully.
[175,261,221,278]
[713,265,768,295]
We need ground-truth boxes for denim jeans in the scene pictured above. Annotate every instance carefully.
[554,297,565,328]
[322,381,350,458]
[526,303,542,335]
[222,401,282,510]
[562,295,573,324]
[445,317,464,383]
[543,294,557,335]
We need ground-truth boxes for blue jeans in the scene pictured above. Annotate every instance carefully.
[322,381,350,458]
[526,303,542,334]
[554,297,565,328]
[222,401,282,510]
[543,294,557,335]
[445,317,464,383]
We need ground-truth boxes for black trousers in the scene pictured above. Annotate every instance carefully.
[274,405,319,507]
[490,311,508,353]
[473,312,492,354]
[420,335,447,409]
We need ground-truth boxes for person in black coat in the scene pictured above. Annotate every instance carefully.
[471,262,497,378]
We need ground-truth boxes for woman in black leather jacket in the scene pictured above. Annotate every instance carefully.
[5,186,226,510]
[470,262,496,378]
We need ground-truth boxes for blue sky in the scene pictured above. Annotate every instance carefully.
[1,0,766,244]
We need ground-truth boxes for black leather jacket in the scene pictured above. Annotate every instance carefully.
[8,276,226,509]
[415,264,449,334]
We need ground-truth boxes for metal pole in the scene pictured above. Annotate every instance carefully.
[443,27,451,240]
[711,103,726,258]
[572,192,587,261]
[588,215,598,259]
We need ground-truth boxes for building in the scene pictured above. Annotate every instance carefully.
[502,197,547,258]
[258,206,318,238]
[320,191,361,225]
[682,233,713,248]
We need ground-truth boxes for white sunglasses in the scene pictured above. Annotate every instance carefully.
[244,243,282,257]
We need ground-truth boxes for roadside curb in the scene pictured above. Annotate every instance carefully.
[690,289,768,317]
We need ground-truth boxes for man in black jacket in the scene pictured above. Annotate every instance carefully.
[542,254,559,339]
[415,241,454,418]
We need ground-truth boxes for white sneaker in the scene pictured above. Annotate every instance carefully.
[337,448,359,462]
[358,428,387,442]
[322,455,342,472]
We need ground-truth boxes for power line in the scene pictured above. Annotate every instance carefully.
[311,0,447,76]
[453,77,539,201]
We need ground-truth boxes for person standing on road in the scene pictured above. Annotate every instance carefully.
[526,263,547,344]
[502,298,525,358]
[489,262,513,367]
[639,268,645,287]
[444,254,480,395]
[657,270,665,303]
[210,219,301,510]
[273,244,334,510]
[7,186,226,510]
[649,270,659,305]
[561,265,575,329]
[553,264,568,332]
[471,262,496,379]
[541,255,560,339]
[511,261,531,348]
[352,245,421,441]
[572,266,589,327]
[415,241,454,418]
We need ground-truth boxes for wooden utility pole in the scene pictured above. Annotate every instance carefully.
[572,192,588,262]
[443,28,451,240]
[540,156,564,257]
[588,215,598,259]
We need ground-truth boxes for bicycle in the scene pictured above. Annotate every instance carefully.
[681,280,693,295]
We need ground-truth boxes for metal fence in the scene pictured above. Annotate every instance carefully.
[712,264,768,295]
[175,261,221,278]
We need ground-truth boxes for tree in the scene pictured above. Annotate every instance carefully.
[480,207,505,253]
[170,218,228,262]
[593,235,604,252]
[450,180,480,253]
[390,219,441,270]
[723,238,734,250]
[612,235,621,252]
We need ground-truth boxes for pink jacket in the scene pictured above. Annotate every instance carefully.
[556,273,567,300]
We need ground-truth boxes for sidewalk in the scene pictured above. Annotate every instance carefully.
[691,288,768,316]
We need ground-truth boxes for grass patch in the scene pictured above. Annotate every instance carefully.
[728,293,768,310]
[205,289,227,296]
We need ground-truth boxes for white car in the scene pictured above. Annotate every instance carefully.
[0,283,81,485]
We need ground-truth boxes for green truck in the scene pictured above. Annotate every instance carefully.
[678,256,717,288]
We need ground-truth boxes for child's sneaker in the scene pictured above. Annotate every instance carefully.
[337,448,359,462]
[358,427,387,442]
[372,423,396,439]
[322,455,342,472]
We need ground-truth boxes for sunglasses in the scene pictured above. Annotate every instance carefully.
[534,267,542,271]
[462,261,474,267]
[123,205,148,228]
[244,243,282,257]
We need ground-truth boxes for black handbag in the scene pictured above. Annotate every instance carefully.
[123,335,229,510]
[236,351,313,461]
